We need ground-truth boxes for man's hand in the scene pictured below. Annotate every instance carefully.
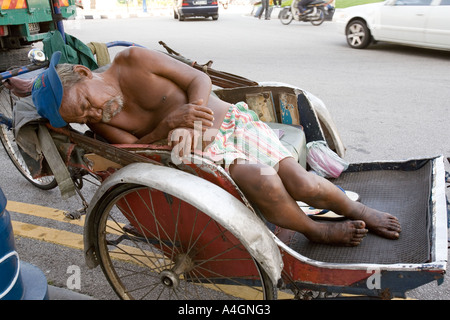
[2,77,35,97]
[165,99,214,132]
[133,99,214,145]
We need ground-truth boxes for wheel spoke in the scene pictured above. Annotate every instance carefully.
[106,202,167,272]
[137,190,180,258]
[346,22,369,48]
[347,25,364,46]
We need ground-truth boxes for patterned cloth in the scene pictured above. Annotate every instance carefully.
[203,102,293,172]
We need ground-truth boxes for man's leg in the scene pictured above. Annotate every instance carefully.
[277,157,401,240]
[264,0,270,19]
[297,0,305,15]
[229,162,368,246]
[261,0,269,19]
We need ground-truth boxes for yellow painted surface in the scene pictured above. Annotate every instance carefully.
[11,220,85,250]
[7,200,288,300]
[7,200,85,226]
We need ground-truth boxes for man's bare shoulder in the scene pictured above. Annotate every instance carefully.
[114,47,163,65]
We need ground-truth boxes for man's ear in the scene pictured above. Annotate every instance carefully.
[72,65,93,79]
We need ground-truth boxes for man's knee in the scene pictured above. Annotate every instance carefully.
[283,170,322,199]
[230,163,277,182]
[232,165,286,202]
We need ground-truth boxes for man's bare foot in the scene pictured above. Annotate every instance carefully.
[350,204,401,240]
[306,220,368,246]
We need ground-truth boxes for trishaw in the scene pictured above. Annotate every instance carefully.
[0,16,447,299]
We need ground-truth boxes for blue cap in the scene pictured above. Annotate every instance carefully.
[31,51,67,128]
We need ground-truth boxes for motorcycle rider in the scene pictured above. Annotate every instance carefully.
[297,0,314,16]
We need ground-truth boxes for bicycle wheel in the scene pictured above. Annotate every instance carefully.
[279,7,293,25]
[0,86,57,190]
[92,182,277,300]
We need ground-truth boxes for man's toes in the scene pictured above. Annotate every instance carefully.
[355,228,368,237]
[388,216,402,230]
[386,220,402,234]
[380,228,400,240]
[353,220,366,229]
[389,230,400,239]
[348,237,364,246]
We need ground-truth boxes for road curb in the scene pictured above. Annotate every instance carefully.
[74,5,254,20]
[75,8,171,20]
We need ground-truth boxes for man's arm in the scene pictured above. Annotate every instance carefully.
[116,48,215,144]
[135,99,214,144]
[118,47,214,111]
[89,100,213,145]
[88,122,139,144]
[3,77,35,97]
[93,48,216,144]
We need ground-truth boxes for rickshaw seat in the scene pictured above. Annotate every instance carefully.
[266,122,307,168]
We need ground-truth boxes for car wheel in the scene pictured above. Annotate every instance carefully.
[346,19,371,49]
[178,14,185,21]
[212,14,218,20]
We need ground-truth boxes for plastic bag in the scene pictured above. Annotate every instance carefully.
[306,140,349,178]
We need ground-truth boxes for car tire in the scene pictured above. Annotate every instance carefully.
[178,14,185,21]
[212,14,218,20]
[346,19,371,49]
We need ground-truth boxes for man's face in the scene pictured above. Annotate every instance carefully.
[59,78,123,125]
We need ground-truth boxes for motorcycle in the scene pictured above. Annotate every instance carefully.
[279,0,332,26]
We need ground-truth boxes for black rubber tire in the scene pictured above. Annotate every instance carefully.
[346,19,371,49]
[0,86,57,190]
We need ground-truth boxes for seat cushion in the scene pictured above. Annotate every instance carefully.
[266,122,307,168]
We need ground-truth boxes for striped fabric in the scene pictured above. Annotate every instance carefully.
[58,0,69,6]
[203,102,293,172]
[1,0,27,10]
[0,0,68,10]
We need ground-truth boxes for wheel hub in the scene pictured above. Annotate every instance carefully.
[159,253,194,289]
[160,270,180,288]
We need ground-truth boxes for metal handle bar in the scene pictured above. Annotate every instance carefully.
[0,41,144,82]
[0,60,49,82]
[105,41,145,48]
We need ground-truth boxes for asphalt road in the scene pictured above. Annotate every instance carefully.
[0,5,449,300]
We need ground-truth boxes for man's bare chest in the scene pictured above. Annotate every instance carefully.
[105,96,183,138]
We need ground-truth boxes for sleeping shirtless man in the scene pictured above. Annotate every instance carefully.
[31,47,401,246]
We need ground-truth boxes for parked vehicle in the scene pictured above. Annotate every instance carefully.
[0,0,78,71]
[279,0,333,26]
[333,0,450,50]
[173,0,219,21]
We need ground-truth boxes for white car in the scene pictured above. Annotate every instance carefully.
[333,0,450,50]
